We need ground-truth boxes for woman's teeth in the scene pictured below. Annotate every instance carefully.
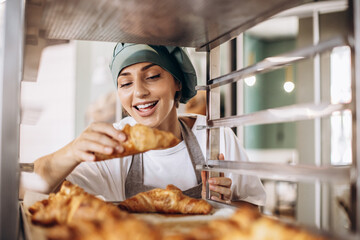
[136,102,157,110]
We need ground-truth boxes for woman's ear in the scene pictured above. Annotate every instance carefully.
[176,80,182,92]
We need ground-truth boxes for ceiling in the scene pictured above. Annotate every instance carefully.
[246,0,347,40]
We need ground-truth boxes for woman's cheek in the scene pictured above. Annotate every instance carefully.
[117,90,132,109]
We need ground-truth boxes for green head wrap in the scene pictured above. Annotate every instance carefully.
[109,43,197,104]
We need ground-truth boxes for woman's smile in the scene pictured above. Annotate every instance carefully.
[133,100,159,117]
[117,62,180,130]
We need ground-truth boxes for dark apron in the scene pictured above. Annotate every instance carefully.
[125,118,205,199]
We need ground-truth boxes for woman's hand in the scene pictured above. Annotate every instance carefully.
[33,122,127,193]
[66,122,127,163]
[201,153,232,204]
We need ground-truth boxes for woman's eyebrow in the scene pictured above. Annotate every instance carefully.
[119,72,130,76]
[119,63,157,77]
[141,63,157,71]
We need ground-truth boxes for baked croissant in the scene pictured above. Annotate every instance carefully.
[118,184,213,215]
[29,181,128,226]
[187,206,326,240]
[94,124,180,161]
[29,181,161,240]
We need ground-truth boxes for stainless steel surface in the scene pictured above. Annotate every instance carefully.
[196,160,352,184]
[236,35,244,141]
[24,0,68,82]
[26,0,307,50]
[0,0,24,239]
[197,102,349,129]
[352,0,360,232]
[20,203,33,240]
[205,36,349,90]
[206,47,221,199]
[205,51,210,199]
[20,163,34,173]
[313,9,321,229]
[205,199,238,210]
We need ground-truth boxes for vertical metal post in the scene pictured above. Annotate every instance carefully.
[206,46,221,199]
[230,39,237,133]
[223,42,232,118]
[0,0,24,239]
[352,0,360,233]
[236,34,244,142]
[205,50,211,199]
[313,10,322,229]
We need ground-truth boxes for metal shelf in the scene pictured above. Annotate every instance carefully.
[23,0,307,82]
[28,0,306,50]
[198,102,350,129]
[20,163,34,173]
[196,160,352,184]
[197,36,349,90]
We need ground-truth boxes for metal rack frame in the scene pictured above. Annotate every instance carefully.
[0,0,359,239]
[352,0,360,233]
[0,0,24,239]
[197,0,360,236]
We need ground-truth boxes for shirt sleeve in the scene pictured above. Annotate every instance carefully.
[220,127,267,206]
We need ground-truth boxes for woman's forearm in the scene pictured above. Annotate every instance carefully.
[33,122,125,193]
[34,142,80,192]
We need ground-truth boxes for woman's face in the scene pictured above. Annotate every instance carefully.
[117,62,180,128]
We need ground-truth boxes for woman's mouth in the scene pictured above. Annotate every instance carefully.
[133,101,158,117]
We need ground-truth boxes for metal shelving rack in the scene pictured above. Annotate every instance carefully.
[196,1,360,238]
[0,0,358,239]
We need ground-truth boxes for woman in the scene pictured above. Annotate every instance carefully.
[34,43,266,205]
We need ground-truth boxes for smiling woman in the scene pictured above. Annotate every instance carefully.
[31,43,266,206]
[117,63,180,132]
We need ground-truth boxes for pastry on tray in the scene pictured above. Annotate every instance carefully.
[28,181,161,240]
[27,181,327,240]
[94,124,180,161]
[118,184,213,215]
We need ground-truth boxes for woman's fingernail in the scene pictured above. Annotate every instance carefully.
[116,146,124,153]
[118,133,126,141]
[105,147,113,153]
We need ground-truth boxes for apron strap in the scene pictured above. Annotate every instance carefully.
[178,118,205,184]
[125,117,205,199]
[125,154,154,198]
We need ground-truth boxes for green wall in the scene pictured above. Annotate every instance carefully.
[244,34,296,149]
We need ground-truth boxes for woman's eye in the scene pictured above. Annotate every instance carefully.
[146,74,160,80]
[119,82,132,88]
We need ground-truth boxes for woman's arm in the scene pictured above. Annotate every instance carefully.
[33,122,127,192]
[34,143,81,192]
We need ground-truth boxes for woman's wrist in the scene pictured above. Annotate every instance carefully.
[56,141,82,165]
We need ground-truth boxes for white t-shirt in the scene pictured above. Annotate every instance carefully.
[67,114,266,206]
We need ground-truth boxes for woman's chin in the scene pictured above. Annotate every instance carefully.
[134,116,159,128]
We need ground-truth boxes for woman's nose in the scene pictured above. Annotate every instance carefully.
[134,81,150,98]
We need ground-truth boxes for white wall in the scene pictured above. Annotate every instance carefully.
[20,43,76,163]
[74,41,116,136]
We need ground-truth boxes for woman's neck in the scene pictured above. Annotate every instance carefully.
[156,107,182,140]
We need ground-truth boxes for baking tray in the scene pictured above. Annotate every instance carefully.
[21,192,358,240]
[20,202,46,240]
[20,192,238,240]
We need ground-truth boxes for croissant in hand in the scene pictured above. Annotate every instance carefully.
[118,185,212,215]
[94,124,180,161]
